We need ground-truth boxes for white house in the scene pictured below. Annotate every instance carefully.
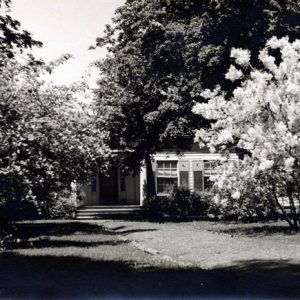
[81,144,238,208]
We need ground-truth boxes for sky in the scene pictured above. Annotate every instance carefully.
[10,0,125,85]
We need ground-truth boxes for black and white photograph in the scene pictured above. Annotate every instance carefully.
[0,0,300,298]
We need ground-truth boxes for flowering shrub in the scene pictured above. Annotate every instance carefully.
[146,187,211,220]
[194,37,300,230]
[0,54,109,218]
[207,180,278,221]
[38,189,77,219]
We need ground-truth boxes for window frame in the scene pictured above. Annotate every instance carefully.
[156,160,179,195]
[203,160,219,191]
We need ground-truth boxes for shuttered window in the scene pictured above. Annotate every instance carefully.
[157,161,178,194]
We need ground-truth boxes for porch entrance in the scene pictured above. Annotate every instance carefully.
[99,167,119,205]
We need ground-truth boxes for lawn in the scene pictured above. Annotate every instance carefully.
[101,220,300,269]
[0,219,300,298]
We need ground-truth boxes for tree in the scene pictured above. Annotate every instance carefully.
[0,0,42,57]
[194,37,300,230]
[0,53,109,215]
[94,0,300,196]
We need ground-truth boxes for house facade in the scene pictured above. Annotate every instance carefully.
[82,145,238,207]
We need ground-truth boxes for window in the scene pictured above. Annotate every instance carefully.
[157,161,178,194]
[203,160,219,190]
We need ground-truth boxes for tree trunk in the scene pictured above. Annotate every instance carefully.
[272,183,299,231]
[286,185,300,231]
[145,154,156,198]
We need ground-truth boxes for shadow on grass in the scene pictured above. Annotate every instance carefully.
[0,252,299,298]
[1,221,300,298]
[108,225,157,235]
[211,223,298,237]
[8,238,129,249]
[16,221,157,239]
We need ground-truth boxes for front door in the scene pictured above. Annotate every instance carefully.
[99,167,119,205]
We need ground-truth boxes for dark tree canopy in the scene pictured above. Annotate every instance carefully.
[0,0,42,57]
[94,0,300,195]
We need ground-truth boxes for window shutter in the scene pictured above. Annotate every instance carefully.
[179,171,189,187]
[194,171,203,192]
[192,161,204,192]
[179,161,189,188]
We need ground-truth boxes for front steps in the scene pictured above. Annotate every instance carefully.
[76,205,144,220]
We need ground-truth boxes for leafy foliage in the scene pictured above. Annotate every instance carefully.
[146,187,210,220]
[0,54,109,217]
[207,184,278,222]
[0,0,42,57]
[194,37,300,229]
[39,189,77,219]
[94,0,299,195]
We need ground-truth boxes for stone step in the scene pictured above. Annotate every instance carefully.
[84,205,142,209]
[76,216,98,220]
[76,205,144,220]
[77,208,143,213]
[78,205,143,210]
[77,210,141,216]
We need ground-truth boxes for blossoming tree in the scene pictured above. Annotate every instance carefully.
[194,37,300,230]
[0,53,109,215]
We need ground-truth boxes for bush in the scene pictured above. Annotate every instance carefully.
[207,184,279,222]
[146,187,211,220]
[146,195,169,220]
[0,199,39,221]
[39,189,77,219]
[0,187,78,221]
[0,218,17,250]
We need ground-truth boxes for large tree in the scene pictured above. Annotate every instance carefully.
[94,0,300,196]
[0,0,109,216]
[0,53,109,214]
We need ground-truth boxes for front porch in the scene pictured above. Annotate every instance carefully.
[82,166,146,208]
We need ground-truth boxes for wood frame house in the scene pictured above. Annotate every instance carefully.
[81,145,238,208]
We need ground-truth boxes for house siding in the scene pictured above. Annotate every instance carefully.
[82,148,238,207]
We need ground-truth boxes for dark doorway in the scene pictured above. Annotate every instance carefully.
[99,167,119,205]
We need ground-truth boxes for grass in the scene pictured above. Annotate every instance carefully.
[195,220,300,236]
[0,220,300,298]
[102,219,300,269]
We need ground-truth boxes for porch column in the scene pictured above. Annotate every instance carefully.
[140,165,147,206]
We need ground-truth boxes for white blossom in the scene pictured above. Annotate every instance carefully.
[232,190,241,200]
[230,48,251,66]
[286,83,300,95]
[284,157,295,172]
[225,65,243,82]
[259,159,274,171]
